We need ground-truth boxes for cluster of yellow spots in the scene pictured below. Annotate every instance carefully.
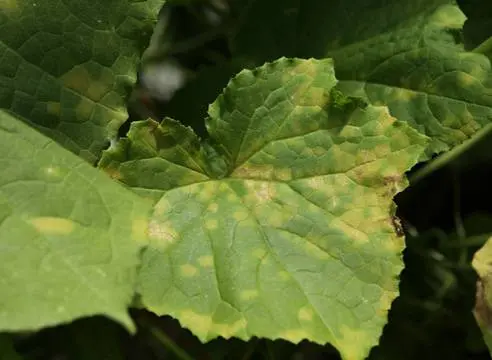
[29,217,75,235]
[243,181,277,204]
[196,182,217,202]
[61,65,114,103]
[179,310,247,340]
[232,164,275,179]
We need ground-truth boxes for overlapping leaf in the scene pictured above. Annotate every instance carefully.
[0,0,165,163]
[0,110,152,332]
[230,1,492,156]
[471,216,492,357]
[101,58,428,360]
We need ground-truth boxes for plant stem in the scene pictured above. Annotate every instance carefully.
[149,326,195,360]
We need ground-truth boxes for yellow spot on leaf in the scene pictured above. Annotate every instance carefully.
[211,318,247,338]
[233,210,248,221]
[377,288,398,317]
[148,220,178,249]
[180,310,212,336]
[132,219,148,245]
[179,310,247,339]
[30,217,75,235]
[244,181,276,203]
[331,218,369,244]
[278,270,290,280]
[207,203,219,213]
[61,65,114,102]
[205,219,218,230]
[275,168,292,181]
[240,290,259,301]
[75,99,94,121]
[392,88,417,101]
[298,306,313,321]
[231,164,274,179]
[198,255,213,268]
[306,176,324,190]
[336,326,371,360]
[458,72,475,86]
[180,264,198,277]
[104,167,123,181]
[278,329,310,343]
[61,66,91,96]
[43,166,61,178]
[252,248,267,259]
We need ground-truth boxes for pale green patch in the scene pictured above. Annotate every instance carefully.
[102,58,429,359]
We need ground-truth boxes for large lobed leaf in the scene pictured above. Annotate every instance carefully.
[101,58,429,360]
[0,110,152,332]
[0,0,165,163]
[230,0,492,156]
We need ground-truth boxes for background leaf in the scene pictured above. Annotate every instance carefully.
[0,110,152,332]
[228,1,492,156]
[0,0,165,163]
[102,58,429,360]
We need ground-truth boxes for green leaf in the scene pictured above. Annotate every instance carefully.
[0,0,165,163]
[101,58,429,360]
[0,110,152,332]
[231,1,492,156]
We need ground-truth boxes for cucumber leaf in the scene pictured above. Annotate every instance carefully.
[101,58,429,360]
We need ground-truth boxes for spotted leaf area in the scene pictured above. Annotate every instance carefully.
[0,0,164,163]
[100,58,429,360]
[231,1,492,157]
[0,110,152,332]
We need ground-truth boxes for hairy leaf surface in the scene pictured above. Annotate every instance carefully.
[0,110,152,332]
[0,0,164,163]
[101,58,428,360]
